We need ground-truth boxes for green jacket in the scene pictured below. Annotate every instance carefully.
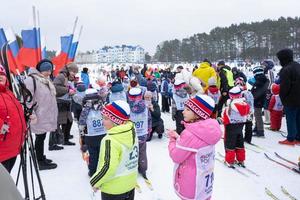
[90,121,138,194]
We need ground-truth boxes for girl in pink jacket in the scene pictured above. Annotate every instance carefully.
[168,94,222,200]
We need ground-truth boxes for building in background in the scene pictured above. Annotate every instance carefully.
[98,45,145,63]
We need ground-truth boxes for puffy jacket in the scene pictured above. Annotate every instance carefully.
[81,72,90,89]
[24,68,58,134]
[0,87,26,162]
[278,61,300,107]
[192,62,216,90]
[90,121,138,194]
[251,74,269,108]
[218,65,233,93]
[168,119,222,200]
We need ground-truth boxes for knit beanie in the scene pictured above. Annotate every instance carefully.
[252,66,264,77]
[128,87,143,101]
[208,77,217,86]
[67,62,79,73]
[101,100,130,125]
[36,59,53,72]
[271,83,280,95]
[76,82,86,92]
[229,86,242,99]
[174,79,186,90]
[185,94,215,120]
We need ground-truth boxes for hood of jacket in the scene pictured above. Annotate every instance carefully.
[107,121,136,149]
[183,118,222,145]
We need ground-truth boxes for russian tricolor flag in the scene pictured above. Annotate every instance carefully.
[5,29,23,74]
[67,40,78,63]
[52,34,73,76]
[18,27,41,68]
[0,28,7,49]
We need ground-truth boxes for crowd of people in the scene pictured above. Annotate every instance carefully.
[0,48,300,200]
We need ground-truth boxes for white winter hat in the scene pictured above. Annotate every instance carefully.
[229,86,242,99]
[208,77,217,86]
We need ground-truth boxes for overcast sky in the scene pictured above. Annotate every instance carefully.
[1,0,300,55]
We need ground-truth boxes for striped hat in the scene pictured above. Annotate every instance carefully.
[252,66,264,76]
[185,94,215,120]
[229,86,242,99]
[101,100,130,125]
[174,79,186,90]
[128,87,143,101]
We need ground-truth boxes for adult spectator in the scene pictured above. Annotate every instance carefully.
[50,63,78,149]
[277,49,300,145]
[144,91,164,140]
[81,67,90,89]
[216,61,234,117]
[192,60,216,91]
[0,64,26,173]
[251,66,269,137]
[175,65,191,84]
[232,67,247,82]
[141,64,147,77]
[24,60,58,170]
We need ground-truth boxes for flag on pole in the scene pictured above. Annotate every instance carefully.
[18,27,41,68]
[41,36,47,59]
[5,29,22,74]
[0,28,7,49]
[52,34,73,76]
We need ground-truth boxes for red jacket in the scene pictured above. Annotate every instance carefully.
[0,87,26,162]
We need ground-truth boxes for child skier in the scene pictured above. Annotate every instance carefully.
[79,88,106,177]
[235,77,254,144]
[168,94,222,200]
[268,83,284,131]
[90,100,138,200]
[108,80,127,103]
[222,86,250,167]
[206,77,221,118]
[128,87,152,180]
[171,79,189,134]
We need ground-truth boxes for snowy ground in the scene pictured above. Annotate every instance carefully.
[10,67,300,200]
[11,111,300,200]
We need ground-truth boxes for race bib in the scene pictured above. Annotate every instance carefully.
[87,110,106,136]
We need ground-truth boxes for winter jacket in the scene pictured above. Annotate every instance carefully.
[232,67,247,82]
[269,95,283,112]
[168,119,222,200]
[53,67,73,124]
[24,68,58,134]
[90,121,138,194]
[222,98,250,125]
[0,164,23,200]
[251,74,269,108]
[218,65,233,93]
[0,86,26,162]
[278,61,300,107]
[192,62,216,90]
[81,71,90,89]
[150,100,163,127]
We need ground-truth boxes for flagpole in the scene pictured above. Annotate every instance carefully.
[37,9,42,61]
[65,17,78,65]
[32,6,41,64]
[72,25,83,61]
